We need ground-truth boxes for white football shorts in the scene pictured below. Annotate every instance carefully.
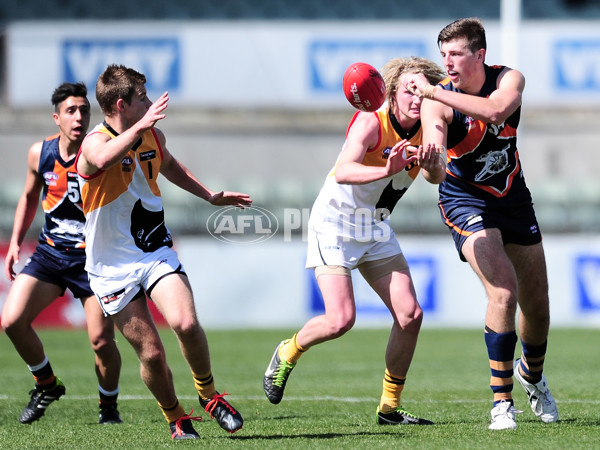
[89,246,186,316]
[305,224,402,270]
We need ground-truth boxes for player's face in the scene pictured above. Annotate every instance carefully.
[125,87,153,123]
[439,38,483,92]
[393,73,422,123]
[54,96,91,143]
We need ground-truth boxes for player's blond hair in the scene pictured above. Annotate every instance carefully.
[381,57,445,107]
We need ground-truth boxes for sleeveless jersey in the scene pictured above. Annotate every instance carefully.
[77,122,173,277]
[308,109,421,237]
[37,133,86,260]
[439,64,532,207]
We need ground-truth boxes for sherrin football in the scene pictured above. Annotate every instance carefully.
[342,62,386,112]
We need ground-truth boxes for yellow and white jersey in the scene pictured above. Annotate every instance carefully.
[308,110,422,239]
[77,122,173,278]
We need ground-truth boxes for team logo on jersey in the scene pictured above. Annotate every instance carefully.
[382,146,392,159]
[43,171,59,186]
[121,156,133,172]
[474,146,510,182]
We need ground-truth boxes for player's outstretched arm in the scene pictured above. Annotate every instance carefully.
[406,69,524,125]
[159,142,252,208]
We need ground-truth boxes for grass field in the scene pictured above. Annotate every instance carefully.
[1,327,599,449]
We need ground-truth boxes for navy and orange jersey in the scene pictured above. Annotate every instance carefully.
[37,134,86,260]
[439,64,532,208]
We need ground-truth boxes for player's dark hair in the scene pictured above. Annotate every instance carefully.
[51,82,88,112]
[438,17,487,54]
[96,64,147,116]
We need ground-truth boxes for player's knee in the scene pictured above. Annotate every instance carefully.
[324,313,355,338]
[401,309,423,334]
[171,315,197,333]
[88,334,116,355]
[1,314,26,337]
[139,344,167,369]
[489,287,518,311]
[87,323,117,353]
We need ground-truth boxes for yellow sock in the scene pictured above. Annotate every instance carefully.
[279,333,306,364]
[158,399,186,423]
[379,369,405,413]
[193,371,217,401]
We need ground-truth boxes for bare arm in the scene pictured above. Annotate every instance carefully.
[77,92,169,176]
[408,68,524,125]
[4,142,44,280]
[159,133,252,208]
[418,142,447,184]
[334,112,416,185]
[421,97,451,149]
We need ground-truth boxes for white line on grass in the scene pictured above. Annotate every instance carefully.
[1,394,599,404]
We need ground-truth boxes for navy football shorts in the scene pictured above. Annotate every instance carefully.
[20,246,93,299]
[439,201,542,262]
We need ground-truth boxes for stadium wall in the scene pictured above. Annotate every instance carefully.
[1,235,599,329]
[5,20,600,109]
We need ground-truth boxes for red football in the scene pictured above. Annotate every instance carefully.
[342,62,386,112]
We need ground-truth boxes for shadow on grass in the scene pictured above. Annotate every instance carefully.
[231,430,394,440]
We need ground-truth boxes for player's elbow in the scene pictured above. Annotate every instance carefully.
[487,112,508,126]
[91,155,119,171]
[334,173,349,184]
[334,167,353,184]
[487,98,521,125]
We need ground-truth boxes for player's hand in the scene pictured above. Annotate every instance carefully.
[385,139,417,176]
[4,246,19,281]
[404,74,435,99]
[417,143,446,171]
[208,191,253,208]
[139,91,169,130]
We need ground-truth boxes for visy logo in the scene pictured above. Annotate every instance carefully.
[206,206,279,245]
[62,38,180,94]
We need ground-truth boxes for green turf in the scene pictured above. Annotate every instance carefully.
[1,328,599,448]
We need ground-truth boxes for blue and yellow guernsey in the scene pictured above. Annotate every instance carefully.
[439,64,531,208]
[38,133,86,261]
[76,122,173,278]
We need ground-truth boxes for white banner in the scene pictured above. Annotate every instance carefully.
[6,20,600,108]
[176,234,600,329]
